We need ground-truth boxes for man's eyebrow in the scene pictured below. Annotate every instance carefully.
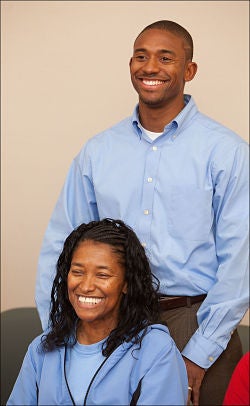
[134,48,176,55]
[133,48,147,53]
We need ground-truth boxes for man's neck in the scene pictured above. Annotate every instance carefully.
[138,99,185,132]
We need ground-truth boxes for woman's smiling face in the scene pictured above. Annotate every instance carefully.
[67,240,127,332]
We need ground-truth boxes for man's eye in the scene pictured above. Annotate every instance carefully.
[161,56,172,63]
[134,55,147,61]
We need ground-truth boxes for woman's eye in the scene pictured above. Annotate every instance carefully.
[97,273,110,279]
[70,269,82,275]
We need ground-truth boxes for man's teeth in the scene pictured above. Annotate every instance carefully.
[143,80,165,86]
[79,296,102,304]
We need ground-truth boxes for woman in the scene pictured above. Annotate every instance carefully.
[7,218,188,405]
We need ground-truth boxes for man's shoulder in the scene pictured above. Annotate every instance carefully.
[195,111,246,146]
[77,115,136,160]
[90,115,133,143]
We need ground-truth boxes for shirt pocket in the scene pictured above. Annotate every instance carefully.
[168,186,213,241]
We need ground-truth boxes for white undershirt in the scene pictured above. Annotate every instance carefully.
[141,126,163,141]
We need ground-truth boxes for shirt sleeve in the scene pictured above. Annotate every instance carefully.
[137,341,188,405]
[182,142,249,369]
[35,146,99,330]
[7,345,38,405]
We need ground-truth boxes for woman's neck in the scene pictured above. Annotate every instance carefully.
[76,320,115,345]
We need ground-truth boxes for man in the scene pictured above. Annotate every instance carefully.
[36,21,249,405]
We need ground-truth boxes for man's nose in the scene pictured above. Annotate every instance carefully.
[142,57,160,73]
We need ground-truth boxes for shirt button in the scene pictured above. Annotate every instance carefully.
[147,177,153,183]
[208,356,214,362]
[144,209,149,215]
[141,242,147,248]
[152,146,157,151]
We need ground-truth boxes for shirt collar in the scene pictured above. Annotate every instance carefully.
[132,94,197,138]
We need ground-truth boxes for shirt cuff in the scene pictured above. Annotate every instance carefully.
[181,331,225,369]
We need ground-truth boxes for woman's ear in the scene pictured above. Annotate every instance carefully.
[122,281,128,295]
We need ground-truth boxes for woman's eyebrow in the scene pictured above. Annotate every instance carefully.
[70,262,84,267]
[70,262,111,270]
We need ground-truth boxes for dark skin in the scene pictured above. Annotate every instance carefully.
[129,28,197,131]
[67,240,127,345]
[183,357,206,405]
[130,28,205,406]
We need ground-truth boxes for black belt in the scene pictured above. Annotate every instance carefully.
[159,294,207,311]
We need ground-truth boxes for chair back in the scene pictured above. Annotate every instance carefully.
[1,307,42,405]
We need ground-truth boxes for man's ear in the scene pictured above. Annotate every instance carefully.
[129,57,133,67]
[185,61,198,82]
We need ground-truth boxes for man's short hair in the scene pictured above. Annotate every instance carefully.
[137,20,194,61]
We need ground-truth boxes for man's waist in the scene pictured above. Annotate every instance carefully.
[158,294,207,311]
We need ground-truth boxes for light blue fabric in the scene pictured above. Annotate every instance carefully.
[67,339,106,405]
[36,95,249,369]
[7,324,188,405]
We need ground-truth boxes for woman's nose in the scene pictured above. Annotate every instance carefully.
[80,275,95,292]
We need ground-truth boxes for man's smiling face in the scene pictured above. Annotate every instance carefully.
[130,28,195,109]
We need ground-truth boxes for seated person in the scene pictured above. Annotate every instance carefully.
[7,218,188,405]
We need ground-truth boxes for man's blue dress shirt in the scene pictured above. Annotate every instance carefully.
[36,95,249,369]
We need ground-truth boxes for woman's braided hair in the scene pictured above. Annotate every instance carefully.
[41,218,161,356]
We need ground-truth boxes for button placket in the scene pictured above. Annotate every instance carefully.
[138,143,160,249]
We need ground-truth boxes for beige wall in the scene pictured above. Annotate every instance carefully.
[1,1,249,323]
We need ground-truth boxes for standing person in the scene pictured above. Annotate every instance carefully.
[8,219,187,405]
[36,20,249,405]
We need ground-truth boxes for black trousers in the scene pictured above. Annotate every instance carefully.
[160,301,243,405]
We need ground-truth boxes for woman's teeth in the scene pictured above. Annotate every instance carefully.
[79,296,102,304]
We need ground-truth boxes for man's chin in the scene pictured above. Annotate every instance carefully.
[140,96,165,108]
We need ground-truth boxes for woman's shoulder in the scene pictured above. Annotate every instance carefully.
[141,324,174,350]
[127,324,183,373]
[27,331,65,358]
[144,323,170,337]
[28,332,45,348]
